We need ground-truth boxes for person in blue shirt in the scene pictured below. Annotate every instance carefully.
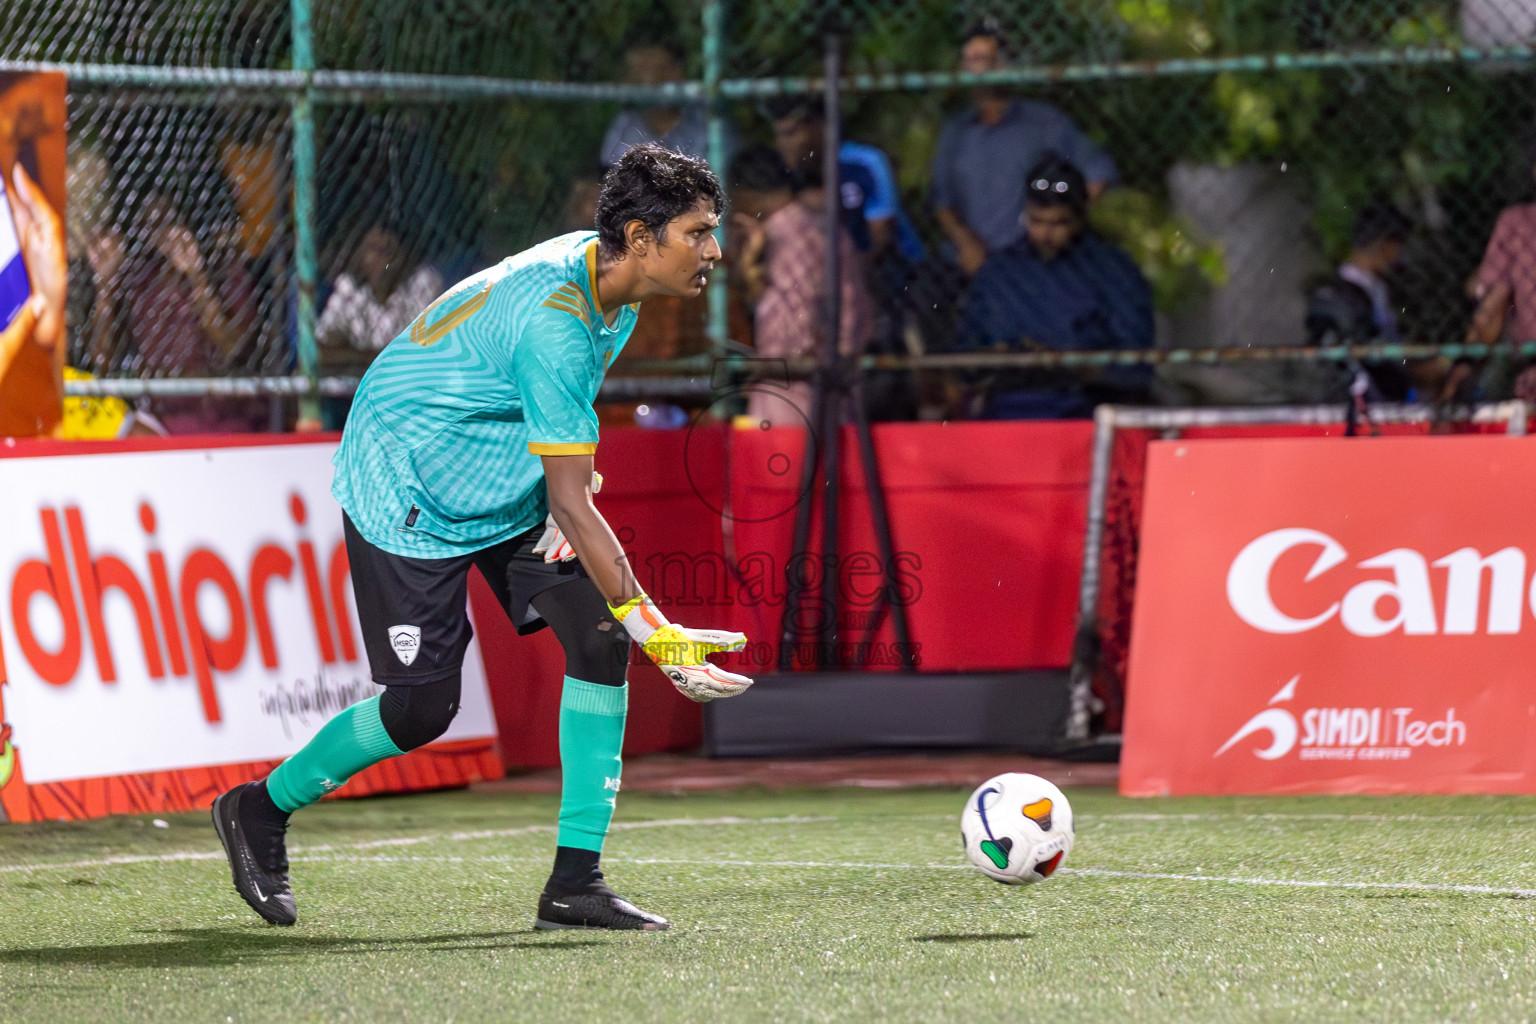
[211,145,754,933]
[956,156,1154,419]
[764,95,926,417]
[931,23,1117,276]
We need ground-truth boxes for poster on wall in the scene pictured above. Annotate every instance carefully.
[1122,435,1536,797]
[0,71,67,439]
[0,437,502,822]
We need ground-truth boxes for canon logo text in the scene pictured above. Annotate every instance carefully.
[1228,528,1535,637]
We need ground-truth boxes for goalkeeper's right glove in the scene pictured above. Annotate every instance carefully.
[532,471,602,563]
[608,593,753,702]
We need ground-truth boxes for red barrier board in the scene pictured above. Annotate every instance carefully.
[1121,435,1536,796]
[0,436,501,822]
[0,420,1101,790]
[478,419,1097,769]
[717,419,1093,673]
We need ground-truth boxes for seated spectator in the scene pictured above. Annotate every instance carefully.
[314,220,443,430]
[1304,203,1431,401]
[65,146,126,375]
[955,157,1153,419]
[120,191,263,433]
[931,22,1117,276]
[728,144,873,427]
[600,43,731,169]
[317,221,443,369]
[1472,144,1536,401]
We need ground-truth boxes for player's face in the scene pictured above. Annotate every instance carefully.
[647,198,722,297]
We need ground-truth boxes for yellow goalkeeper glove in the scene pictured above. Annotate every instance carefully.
[608,593,753,702]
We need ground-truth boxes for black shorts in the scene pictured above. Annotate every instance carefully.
[344,515,592,685]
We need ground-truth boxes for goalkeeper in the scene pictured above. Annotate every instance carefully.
[213,144,749,931]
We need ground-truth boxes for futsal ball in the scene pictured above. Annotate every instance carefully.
[960,773,1074,885]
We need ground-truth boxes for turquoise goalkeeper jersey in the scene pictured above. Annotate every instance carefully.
[332,231,638,557]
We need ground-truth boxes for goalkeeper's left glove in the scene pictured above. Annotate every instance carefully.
[532,471,603,563]
[608,593,753,702]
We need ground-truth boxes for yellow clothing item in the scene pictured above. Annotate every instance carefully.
[59,367,130,440]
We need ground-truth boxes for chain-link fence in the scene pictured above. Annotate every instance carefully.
[6,0,1535,425]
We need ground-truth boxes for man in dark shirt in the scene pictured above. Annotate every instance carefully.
[956,157,1153,419]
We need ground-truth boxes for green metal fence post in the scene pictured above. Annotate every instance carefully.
[702,0,729,357]
[291,0,321,427]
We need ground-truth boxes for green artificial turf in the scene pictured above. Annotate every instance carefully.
[4,786,1536,1023]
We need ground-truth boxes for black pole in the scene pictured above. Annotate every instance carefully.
[849,373,916,667]
[778,381,822,671]
[818,31,843,669]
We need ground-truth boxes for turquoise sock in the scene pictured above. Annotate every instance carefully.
[557,676,628,852]
[266,695,404,813]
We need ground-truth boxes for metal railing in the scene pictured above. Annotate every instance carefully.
[25,1,1536,410]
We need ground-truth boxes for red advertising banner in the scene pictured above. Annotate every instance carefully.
[1121,435,1536,796]
[0,436,501,822]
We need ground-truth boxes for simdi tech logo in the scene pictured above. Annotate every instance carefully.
[1215,675,1467,763]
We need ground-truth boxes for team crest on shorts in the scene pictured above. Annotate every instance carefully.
[388,625,422,667]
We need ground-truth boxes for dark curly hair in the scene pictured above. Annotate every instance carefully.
[595,143,726,258]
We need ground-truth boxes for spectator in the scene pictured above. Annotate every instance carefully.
[218,113,290,369]
[120,190,262,433]
[728,144,873,427]
[600,43,729,169]
[1472,144,1536,401]
[763,95,925,266]
[955,156,1152,419]
[317,220,443,368]
[931,22,1117,275]
[1304,202,1441,401]
[765,94,925,418]
[65,146,126,374]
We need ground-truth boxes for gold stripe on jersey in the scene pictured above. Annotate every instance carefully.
[563,284,594,316]
[585,242,603,313]
[528,441,599,456]
[540,296,590,327]
[409,281,491,348]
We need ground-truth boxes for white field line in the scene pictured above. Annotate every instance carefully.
[1087,813,1536,823]
[8,814,1536,900]
[346,814,832,850]
[283,853,1536,899]
[882,812,1536,825]
[0,815,832,875]
[1061,867,1536,898]
[878,812,1536,824]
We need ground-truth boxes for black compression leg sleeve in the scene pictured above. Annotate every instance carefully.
[530,579,631,686]
[377,673,463,752]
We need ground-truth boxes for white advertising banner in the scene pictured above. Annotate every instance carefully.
[0,440,496,786]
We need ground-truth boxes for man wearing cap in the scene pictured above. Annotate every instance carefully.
[955,156,1152,419]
